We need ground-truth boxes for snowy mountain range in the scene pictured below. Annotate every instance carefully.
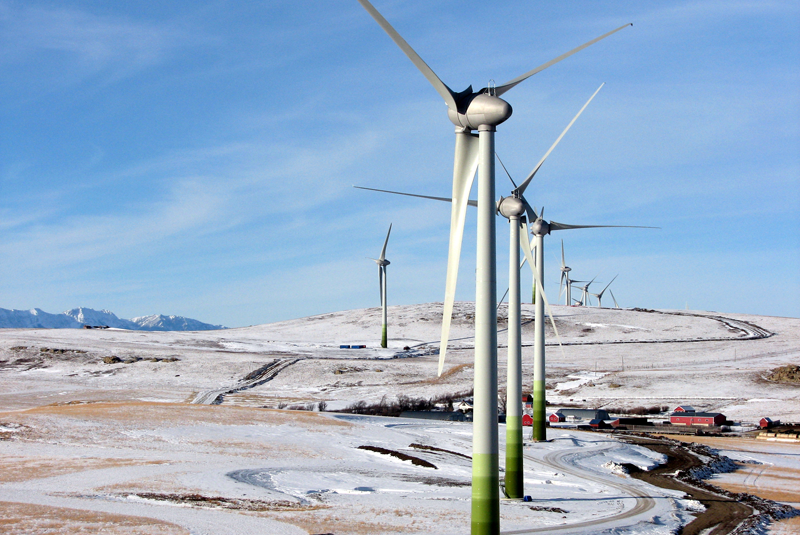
[0,307,225,331]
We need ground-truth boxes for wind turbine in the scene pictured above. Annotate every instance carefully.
[369,224,392,348]
[590,275,618,308]
[573,278,596,306]
[355,2,630,530]
[495,82,606,489]
[497,82,658,441]
[559,240,580,306]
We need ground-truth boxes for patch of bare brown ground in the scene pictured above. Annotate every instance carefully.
[0,457,167,483]
[619,436,752,535]
[657,435,800,505]
[274,508,426,534]
[0,501,189,534]
[2,401,351,429]
[767,515,800,534]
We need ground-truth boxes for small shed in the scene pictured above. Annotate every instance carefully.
[457,401,474,413]
[673,405,695,413]
[548,412,565,423]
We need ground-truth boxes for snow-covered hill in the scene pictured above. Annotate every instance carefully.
[0,306,225,331]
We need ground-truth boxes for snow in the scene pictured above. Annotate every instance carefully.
[0,303,798,533]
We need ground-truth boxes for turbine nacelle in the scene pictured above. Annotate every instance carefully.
[496,196,526,219]
[530,218,551,237]
[447,93,513,130]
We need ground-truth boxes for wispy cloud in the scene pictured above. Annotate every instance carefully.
[0,1,193,87]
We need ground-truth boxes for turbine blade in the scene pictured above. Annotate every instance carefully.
[497,287,509,310]
[610,289,620,308]
[379,223,392,261]
[495,24,632,96]
[599,274,618,295]
[495,153,518,189]
[356,0,458,111]
[438,132,480,376]
[561,239,566,269]
[519,219,537,277]
[516,83,604,196]
[549,222,660,231]
[520,196,539,223]
[353,186,478,207]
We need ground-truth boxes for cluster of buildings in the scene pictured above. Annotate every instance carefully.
[541,404,730,431]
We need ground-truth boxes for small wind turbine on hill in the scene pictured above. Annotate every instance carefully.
[355,1,630,530]
[590,275,618,308]
[368,224,392,348]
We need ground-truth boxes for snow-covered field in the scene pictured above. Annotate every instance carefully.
[0,303,798,534]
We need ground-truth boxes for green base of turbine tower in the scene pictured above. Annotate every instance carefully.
[471,453,500,535]
[381,324,387,348]
[532,381,547,442]
[505,415,523,498]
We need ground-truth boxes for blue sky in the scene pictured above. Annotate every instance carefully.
[1,0,798,327]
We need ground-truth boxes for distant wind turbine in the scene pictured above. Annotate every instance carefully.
[369,224,392,348]
[573,277,596,306]
[559,240,579,306]
[590,275,618,308]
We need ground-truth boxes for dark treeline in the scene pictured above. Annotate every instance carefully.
[340,390,474,417]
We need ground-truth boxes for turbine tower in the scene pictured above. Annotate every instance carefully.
[369,224,392,348]
[590,275,618,308]
[355,2,630,531]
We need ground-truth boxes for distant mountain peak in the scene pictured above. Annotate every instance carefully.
[0,307,225,331]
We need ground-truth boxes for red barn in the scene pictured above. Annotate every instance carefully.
[522,414,533,427]
[670,412,725,427]
[759,417,779,429]
[673,405,695,413]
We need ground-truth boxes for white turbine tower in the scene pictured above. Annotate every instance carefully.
[355,2,630,530]
[369,224,392,348]
[590,275,618,308]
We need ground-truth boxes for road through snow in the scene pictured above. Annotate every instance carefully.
[502,438,667,534]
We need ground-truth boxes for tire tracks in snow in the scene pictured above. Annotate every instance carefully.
[191,358,300,405]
